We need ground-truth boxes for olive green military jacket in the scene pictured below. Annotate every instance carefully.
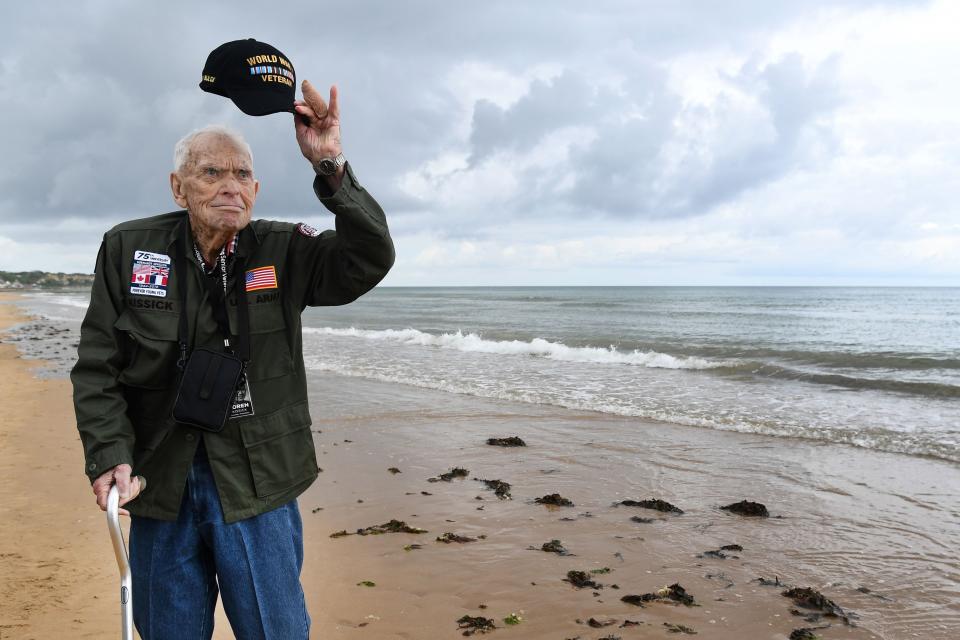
[71,164,394,522]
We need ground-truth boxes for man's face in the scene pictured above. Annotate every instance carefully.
[170,134,259,235]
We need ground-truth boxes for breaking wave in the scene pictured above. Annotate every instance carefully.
[33,293,90,309]
[302,326,730,370]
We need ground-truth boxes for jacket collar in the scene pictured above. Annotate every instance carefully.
[165,210,262,258]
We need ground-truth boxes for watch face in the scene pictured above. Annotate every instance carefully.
[318,158,336,175]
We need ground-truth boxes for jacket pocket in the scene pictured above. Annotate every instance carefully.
[240,402,316,497]
[114,309,180,389]
[245,304,294,381]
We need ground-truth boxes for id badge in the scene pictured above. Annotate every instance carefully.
[229,374,255,419]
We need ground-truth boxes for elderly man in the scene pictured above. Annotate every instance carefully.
[71,81,394,639]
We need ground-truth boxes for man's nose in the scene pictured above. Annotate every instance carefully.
[218,175,242,195]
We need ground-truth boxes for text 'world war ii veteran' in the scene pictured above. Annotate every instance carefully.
[71,80,394,639]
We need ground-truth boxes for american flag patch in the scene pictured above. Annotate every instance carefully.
[245,266,278,292]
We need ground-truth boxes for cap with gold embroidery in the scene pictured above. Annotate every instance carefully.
[200,39,296,116]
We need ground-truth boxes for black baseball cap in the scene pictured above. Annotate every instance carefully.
[199,39,297,116]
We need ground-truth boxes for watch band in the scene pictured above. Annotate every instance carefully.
[312,153,346,176]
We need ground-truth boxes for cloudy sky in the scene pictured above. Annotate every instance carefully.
[2,0,957,285]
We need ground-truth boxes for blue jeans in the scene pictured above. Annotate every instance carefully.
[129,439,310,639]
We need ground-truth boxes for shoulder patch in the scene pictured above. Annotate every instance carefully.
[296,222,321,237]
[129,249,171,298]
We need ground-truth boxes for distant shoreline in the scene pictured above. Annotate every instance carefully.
[3,278,959,290]
[0,271,94,289]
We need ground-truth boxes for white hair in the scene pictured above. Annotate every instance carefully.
[172,125,253,174]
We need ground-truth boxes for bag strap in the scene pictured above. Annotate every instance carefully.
[233,256,251,363]
[197,261,231,339]
[176,220,251,369]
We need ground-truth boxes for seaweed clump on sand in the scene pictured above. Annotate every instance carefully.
[475,478,512,499]
[487,436,527,447]
[698,544,743,559]
[619,499,683,514]
[720,500,769,517]
[429,467,470,482]
[330,520,428,538]
[621,584,696,607]
[782,587,855,625]
[564,570,603,590]
[620,593,655,607]
[535,493,574,506]
[436,532,477,544]
[457,614,496,635]
[352,519,428,536]
[789,628,826,640]
[538,539,572,555]
[587,617,616,628]
[663,622,697,634]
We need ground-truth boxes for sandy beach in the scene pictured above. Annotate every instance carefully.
[1,290,958,639]
[0,295,123,638]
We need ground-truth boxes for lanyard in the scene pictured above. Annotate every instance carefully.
[192,243,228,296]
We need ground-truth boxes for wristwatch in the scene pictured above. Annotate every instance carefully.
[312,153,346,176]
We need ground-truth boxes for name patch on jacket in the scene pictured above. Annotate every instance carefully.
[126,297,177,313]
[130,250,171,298]
[245,266,278,292]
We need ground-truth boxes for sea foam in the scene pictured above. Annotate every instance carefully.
[33,293,90,309]
[302,326,728,369]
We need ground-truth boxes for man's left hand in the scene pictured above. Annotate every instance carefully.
[294,80,344,187]
[91,463,145,517]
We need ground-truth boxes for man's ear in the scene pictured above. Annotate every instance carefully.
[170,172,188,208]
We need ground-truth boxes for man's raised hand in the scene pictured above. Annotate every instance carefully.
[293,80,343,167]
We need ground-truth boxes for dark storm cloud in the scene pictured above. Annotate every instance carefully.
[417,54,841,231]
[0,0,925,241]
[457,53,842,220]
[468,71,592,165]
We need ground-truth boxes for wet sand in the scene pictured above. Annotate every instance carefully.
[2,291,958,639]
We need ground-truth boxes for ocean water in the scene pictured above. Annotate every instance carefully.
[304,287,960,463]
[13,286,960,463]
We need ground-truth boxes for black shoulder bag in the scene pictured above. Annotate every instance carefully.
[172,233,251,432]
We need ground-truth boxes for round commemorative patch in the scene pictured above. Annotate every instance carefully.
[296,222,321,237]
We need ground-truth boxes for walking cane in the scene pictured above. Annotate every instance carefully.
[107,484,134,639]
